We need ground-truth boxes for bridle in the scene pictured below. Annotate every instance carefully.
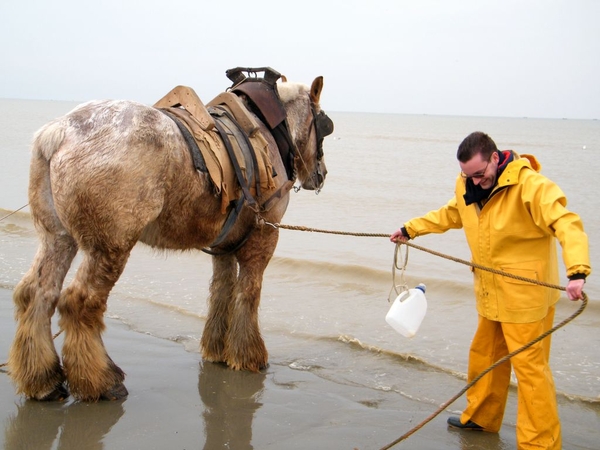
[312,105,334,161]
[297,103,333,193]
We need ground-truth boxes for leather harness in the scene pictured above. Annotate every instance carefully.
[153,70,300,254]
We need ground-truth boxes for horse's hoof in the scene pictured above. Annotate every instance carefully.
[38,383,70,402]
[259,363,270,373]
[99,382,129,401]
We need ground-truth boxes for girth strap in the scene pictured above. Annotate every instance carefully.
[204,196,247,251]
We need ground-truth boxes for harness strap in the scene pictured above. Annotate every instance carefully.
[159,109,207,173]
[203,196,246,251]
[270,123,296,180]
[211,110,257,209]
[232,81,297,181]
[260,180,295,211]
[156,80,299,255]
[202,107,262,252]
[212,106,262,200]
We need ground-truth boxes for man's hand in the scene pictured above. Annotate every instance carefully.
[566,278,585,301]
[390,228,408,243]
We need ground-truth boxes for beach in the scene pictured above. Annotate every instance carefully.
[1,287,598,450]
[1,99,599,449]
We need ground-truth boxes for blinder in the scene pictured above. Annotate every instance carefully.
[311,107,334,160]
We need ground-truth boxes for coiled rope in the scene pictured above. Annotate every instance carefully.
[265,222,587,450]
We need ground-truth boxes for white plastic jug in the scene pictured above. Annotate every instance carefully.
[385,283,427,338]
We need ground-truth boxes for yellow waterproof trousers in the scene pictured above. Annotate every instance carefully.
[461,307,561,450]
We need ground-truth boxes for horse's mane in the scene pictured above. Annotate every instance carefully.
[274,82,311,142]
[277,82,309,105]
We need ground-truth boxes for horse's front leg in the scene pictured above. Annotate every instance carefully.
[57,249,130,401]
[224,229,278,372]
[201,254,237,363]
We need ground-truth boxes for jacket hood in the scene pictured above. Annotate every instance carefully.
[519,153,542,172]
[497,152,542,188]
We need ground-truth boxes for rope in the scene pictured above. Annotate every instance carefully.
[388,242,409,301]
[0,204,29,222]
[269,222,388,238]
[267,222,588,449]
[272,222,574,289]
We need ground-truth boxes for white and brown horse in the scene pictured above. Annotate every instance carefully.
[8,69,333,401]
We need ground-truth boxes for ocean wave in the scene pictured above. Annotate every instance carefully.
[334,333,600,406]
[337,333,467,378]
[269,255,475,295]
[270,255,390,284]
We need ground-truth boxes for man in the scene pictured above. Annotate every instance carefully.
[390,131,590,449]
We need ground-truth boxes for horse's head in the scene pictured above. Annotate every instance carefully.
[278,77,334,192]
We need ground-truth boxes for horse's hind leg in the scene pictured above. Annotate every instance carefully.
[8,228,78,401]
[201,253,237,363]
[57,246,133,401]
[9,121,78,400]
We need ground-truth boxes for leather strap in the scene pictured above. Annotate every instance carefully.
[159,109,207,173]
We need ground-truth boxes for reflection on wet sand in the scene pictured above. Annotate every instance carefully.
[3,398,124,450]
[449,426,507,450]
[198,361,266,450]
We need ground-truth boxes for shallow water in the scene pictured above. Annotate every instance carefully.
[1,98,598,413]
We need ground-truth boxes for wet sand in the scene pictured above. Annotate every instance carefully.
[0,288,597,450]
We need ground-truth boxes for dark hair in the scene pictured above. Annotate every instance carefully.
[456,132,498,162]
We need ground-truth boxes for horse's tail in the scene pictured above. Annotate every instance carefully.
[28,120,68,230]
[32,120,66,161]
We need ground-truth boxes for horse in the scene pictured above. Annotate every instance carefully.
[8,68,334,401]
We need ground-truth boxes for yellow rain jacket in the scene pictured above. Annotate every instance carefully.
[404,152,591,323]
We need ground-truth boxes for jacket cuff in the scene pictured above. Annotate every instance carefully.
[400,226,411,240]
[568,273,587,281]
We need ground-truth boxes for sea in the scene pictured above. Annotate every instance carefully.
[1,98,598,411]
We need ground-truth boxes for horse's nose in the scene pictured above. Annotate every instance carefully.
[315,161,327,188]
[301,160,327,191]
[320,161,328,180]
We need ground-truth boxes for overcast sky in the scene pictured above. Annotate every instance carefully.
[1,0,598,119]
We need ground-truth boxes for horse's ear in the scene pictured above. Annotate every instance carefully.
[310,76,324,104]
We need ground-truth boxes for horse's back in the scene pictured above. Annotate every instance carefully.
[32,100,190,249]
